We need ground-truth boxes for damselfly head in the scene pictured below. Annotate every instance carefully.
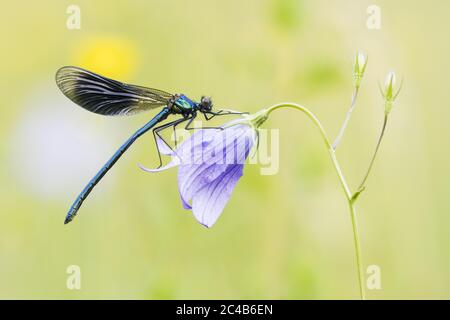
[199,96,213,111]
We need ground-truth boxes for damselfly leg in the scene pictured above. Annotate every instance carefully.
[203,109,248,121]
[152,117,191,168]
[184,114,224,130]
[151,109,248,168]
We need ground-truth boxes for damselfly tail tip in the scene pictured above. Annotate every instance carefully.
[64,214,74,225]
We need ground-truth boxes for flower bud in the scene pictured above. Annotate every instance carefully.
[384,71,396,98]
[380,71,402,114]
[353,52,368,88]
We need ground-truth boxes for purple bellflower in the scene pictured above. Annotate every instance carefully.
[140,119,259,228]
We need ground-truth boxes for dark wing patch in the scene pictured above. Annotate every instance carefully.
[55,66,173,116]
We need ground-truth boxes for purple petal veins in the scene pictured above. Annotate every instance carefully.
[140,123,256,228]
[192,164,243,228]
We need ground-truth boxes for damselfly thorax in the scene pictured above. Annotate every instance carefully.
[168,94,199,115]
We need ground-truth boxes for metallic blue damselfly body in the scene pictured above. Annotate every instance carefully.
[56,66,242,224]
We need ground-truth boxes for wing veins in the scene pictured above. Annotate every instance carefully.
[56,66,173,116]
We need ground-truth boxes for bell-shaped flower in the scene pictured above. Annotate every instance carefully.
[140,120,257,228]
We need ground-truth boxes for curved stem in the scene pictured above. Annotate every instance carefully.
[333,87,360,150]
[266,103,351,199]
[265,102,366,299]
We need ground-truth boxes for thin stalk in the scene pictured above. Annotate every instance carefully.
[265,103,365,299]
[266,104,351,198]
[357,114,388,191]
[333,87,359,150]
[349,203,365,299]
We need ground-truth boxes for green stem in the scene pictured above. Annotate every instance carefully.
[333,86,360,150]
[265,103,366,299]
[357,114,388,192]
[266,104,351,199]
[349,202,365,299]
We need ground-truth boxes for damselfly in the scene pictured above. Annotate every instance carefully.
[56,66,244,224]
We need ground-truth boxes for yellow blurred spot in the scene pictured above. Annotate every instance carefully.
[72,36,138,80]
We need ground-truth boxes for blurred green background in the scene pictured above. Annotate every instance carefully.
[0,0,448,299]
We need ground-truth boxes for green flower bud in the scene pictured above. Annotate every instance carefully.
[380,71,402,114]
[353,52,368,88]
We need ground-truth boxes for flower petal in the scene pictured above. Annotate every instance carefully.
[178,163,227,209]
[138,157,180,173]
[156,135,174,156]
[177,128,218,158]
[177,125,253,210]
[191,164,244,228]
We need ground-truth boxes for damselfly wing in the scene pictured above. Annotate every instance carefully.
[56,66,173,116]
